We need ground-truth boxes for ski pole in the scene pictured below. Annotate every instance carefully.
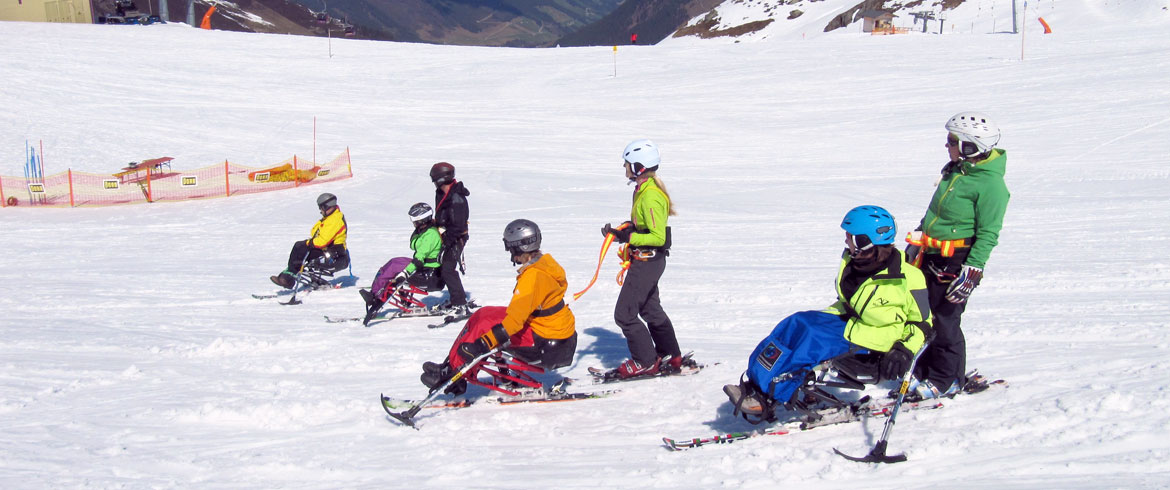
[383,348,500,429]
[834,340,931,464]
[571,222,631,302]
[283,250,313,305]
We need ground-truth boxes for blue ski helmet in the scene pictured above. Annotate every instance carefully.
[840,205,896,246]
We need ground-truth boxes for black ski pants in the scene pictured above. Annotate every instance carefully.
[440,237,467,306]
[614,256,680,366]
[508,332,578,371]
[287,241,323,273]
[287,242,347,274]
[916,251,969,389]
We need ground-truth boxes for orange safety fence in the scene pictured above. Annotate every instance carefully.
[1,149,353,208]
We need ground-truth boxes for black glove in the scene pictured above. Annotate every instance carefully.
[602,223,633,243]
[904,230,923,266]
[457,323,510,363]
[391,273,407,288]
[904,244,921,265]
[880,342,914,382]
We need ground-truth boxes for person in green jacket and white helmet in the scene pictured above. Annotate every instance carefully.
[598,138,684,380]
[904,111,1010,400]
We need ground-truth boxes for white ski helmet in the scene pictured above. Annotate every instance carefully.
[622,139,660,176]
[408,202,433,223]
[945,112,1000,157]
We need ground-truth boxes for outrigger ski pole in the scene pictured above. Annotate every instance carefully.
[282,252,313,305]
[834,340,931,464]
[382,349,500,429]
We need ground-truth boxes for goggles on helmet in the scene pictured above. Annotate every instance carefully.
[845,232,874,257]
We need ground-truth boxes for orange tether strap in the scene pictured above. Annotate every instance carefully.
[571,223,631,301]
[615,245,631,286]
[906,232,970,260]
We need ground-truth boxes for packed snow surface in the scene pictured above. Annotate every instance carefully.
[2,1,1170,487]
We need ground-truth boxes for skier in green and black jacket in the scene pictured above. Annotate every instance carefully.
[904,111,1010,399]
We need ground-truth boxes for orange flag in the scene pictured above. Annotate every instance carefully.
[201,5,216,30]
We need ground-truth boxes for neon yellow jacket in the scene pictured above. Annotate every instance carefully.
[308,208,347,249]
[824,249,930,353]
[628,176,669,248]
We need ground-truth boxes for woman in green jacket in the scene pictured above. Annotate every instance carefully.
[904,111,1010,399]
[598,139,683,380]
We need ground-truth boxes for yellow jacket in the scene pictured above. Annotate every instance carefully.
[308,208,347,248]
[502,253,575,340]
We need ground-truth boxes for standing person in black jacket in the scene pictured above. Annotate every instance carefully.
[431,162,471,314]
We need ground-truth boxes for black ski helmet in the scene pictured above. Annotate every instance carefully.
[430,162,456,185]
[503,219,541,256]
[408,202,433,224]
[317,192,338,210]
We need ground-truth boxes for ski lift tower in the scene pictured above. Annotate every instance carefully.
[314,0,330,24]
[911,10,936,33]
[1012,0,1019,34]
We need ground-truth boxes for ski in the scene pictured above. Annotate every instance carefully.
[380,388,620,416]
[427,312,472,329]
[324,315,364,323]
[662,378,1007,451]
[662,398,944,451]
[254,282,351,302]
[324,308,457,325]
[588,352,711,384]
[252,292,289,300]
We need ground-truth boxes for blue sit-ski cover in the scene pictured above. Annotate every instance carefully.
[746,310,853,404]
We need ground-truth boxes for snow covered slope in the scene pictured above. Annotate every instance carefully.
[2,1,1170,486]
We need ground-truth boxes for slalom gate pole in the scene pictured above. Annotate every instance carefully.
[39,141,45,204]
[24,141,31,203]
[570,222,631,302]
[834,340,931,464]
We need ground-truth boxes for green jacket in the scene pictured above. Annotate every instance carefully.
[920,149,1010,268]
[405,226,442,275]
[824,250,931,353]
[628,177,670,248]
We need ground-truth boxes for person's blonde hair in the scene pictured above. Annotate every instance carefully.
[643,172,677,216]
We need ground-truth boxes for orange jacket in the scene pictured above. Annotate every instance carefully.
[501,253,575,340]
